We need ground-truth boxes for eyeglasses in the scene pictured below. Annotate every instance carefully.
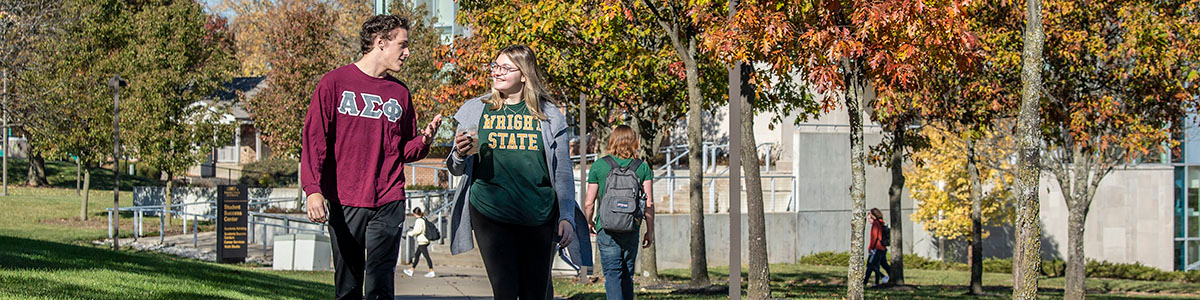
[485,63,520,76]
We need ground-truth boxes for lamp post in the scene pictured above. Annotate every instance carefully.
[2,69,8,196]
[109,75,126,250]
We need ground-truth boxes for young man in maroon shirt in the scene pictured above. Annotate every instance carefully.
[301,15,443,300]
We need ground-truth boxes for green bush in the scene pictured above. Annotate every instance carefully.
[1041,259,1066,277]
[982,258,1013,273]
[428,145,453,160]
[798,251,851,266]
[909,254,967,271]
[133,164,161,180]
[1084,259,1197,282]
[796,252,1200,283]
[239,158,299,187]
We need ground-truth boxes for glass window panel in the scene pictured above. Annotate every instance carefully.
[1189,240,1200,271]
[1178,241,1186,271]
[1178,167,1186,239]
[1189,167,1200,238]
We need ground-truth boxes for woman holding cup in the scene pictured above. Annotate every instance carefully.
[444,45,590,299]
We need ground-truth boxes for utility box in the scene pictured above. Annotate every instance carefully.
[273,233,331,271]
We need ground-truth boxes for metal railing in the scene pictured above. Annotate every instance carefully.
[652,174,797,214]
[106,197,315,246]
[106,190,457,258]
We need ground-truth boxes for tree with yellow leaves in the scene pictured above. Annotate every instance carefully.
[907,124,1015,244]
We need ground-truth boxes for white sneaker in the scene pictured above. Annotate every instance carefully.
[403,269,414,277]
[882,276,890,284]
[424,271,436,278]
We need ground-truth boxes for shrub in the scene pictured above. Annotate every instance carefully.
[798,251,851,266]
[1040,259,1066,277]
[796,252,1200,283]
[1084,259,1193,282]
[239,158,299,187]
[983,258,1013,274]
[134,164,161,180]
[902,253,967,271]
[429,144,453,160]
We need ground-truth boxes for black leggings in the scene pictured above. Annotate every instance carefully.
[470,204,558,300]
[411,244,433,269]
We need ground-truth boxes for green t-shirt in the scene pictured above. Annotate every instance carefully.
[586,155,654,230]
[468,102,556,226]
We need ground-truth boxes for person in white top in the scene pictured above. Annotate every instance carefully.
[403,207,436,278]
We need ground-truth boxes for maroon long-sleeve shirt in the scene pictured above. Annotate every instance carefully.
[301,64,431,208]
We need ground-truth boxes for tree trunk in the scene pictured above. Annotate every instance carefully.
[740,64,771,299]
[968,136,984,295]
[165,171,174,226]
[1064,148,1091,300]
[887,125,906,286]
[27,152,47,186]
[684,47,710,287]
[1013,0,1046,297]
[651,8,708,287]
[642,225,659,281]
[631,116,661,280]
[1065,201,1087,300]
[843,58,870,300]
[80,168,90,220]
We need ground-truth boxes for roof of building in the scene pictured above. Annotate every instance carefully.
[206,76,267,122]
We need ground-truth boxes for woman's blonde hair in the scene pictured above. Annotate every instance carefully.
[487,45,551,120]
[606,125,640,160]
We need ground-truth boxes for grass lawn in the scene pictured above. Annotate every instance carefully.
[0,186,333,299]
[1,159,1197,299]
[555,260,1200,299]
[1,158,163,192]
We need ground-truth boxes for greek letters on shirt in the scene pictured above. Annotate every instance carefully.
[481,112,541,151]
[336,91,405,122]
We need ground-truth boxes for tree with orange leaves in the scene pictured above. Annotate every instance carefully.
[702,0,981,298]
[1038,1,1200,298]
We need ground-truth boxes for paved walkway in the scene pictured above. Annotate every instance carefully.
[393,265,496,299]
[393,244,574,299]
[116,232,574,299]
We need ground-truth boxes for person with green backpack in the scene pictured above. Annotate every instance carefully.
[404,207,438,278]
[583,125,655,300]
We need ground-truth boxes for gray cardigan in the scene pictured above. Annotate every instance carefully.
[445,94,592,267]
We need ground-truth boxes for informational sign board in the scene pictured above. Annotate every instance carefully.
[217,184,248,263]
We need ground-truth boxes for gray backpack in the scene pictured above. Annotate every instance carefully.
[597,156,645,233]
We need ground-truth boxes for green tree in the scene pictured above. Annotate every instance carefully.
[122,0,239,224]
[1038,1,1200,298]
[449,0,727,280]
[0,0,60,187]
[19,0,135,220]
[702,0,979,297]
[389,0,451,132]
[242,0,343,159]
[605,0,723,286]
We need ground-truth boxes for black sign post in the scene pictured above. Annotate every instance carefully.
[217,184,248,263]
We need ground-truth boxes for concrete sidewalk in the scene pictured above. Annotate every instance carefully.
[115,231,574,299]
[393,265,495,299]
[393,244,573,300]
